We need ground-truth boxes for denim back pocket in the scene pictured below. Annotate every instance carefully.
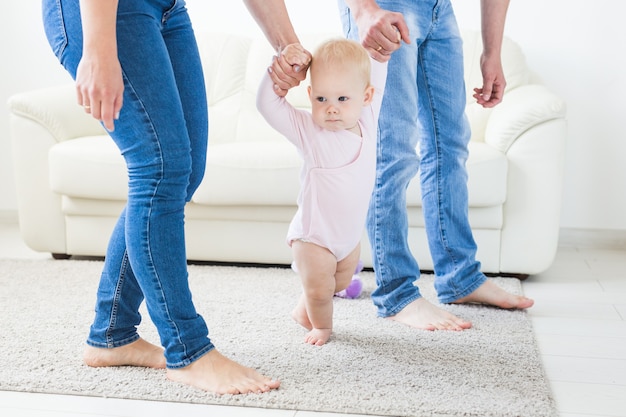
[42,0,68,59]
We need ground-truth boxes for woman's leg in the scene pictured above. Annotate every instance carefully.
[76,0,211,368]
[84,209,166,369]
[43,0,280,393]
[42,0,169,364]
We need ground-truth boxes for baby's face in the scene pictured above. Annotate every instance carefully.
[308,63,371,132]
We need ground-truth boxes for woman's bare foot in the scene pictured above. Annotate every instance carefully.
[166,349,280,395]
[452,279,534,309]
[291,295,312,330]
[388,298,472,331]
[83,338,166,369]
[304,328,331,346]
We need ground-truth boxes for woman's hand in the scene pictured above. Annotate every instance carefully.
[76,0,123,132]
[268,43,312,97]
[75,52,124,132]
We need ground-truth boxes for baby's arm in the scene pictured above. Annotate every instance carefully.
[369,58,389,118]
[256,65,308,149]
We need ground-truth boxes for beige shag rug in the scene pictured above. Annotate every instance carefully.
[0,258,556,416]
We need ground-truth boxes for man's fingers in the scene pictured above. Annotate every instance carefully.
[481,86,493,102]
[365,13,409,59]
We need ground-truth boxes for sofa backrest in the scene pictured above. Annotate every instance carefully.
[196,32,334,147]
[195,30,531,146]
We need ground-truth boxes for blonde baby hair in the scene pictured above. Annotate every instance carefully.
[310,38,371,88]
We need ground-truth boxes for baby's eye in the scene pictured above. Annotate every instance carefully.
[338,96,349,102]
[316,97,327,103]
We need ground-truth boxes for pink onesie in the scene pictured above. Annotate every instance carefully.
[256,59,387,261]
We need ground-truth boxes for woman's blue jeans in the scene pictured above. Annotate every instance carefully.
[42,0,213,368]
[339,0,486,316]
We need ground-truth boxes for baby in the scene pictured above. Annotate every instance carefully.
[256,38,387,345]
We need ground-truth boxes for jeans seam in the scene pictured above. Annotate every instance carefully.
[104,252,128,347]
[143,117,190,362]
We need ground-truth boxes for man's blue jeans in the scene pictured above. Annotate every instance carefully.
[42,0,213,368]
[339,0,487,317]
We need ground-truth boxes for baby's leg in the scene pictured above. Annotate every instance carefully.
[335,244,361,294]
[290,244,359,330]
[292,241,337,346]
[291,293,312,330]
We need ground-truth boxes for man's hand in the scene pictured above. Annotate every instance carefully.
[472,53,506,108]
[347,2,410,61]
[474,0,510,108]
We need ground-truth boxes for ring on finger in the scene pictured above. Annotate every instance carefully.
[376,45,382,51]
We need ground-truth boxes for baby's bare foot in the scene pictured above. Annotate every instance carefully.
[83,338,166,369]
[166,349,280,395]
[452,279,534,309]
[388,298,472,331]
[304,328,331,346]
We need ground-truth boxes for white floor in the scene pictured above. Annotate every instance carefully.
[1,217,625,417]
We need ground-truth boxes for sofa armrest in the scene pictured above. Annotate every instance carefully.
[7,83,105,143]
[486,84,568,274]
[8,83,105,256]
[484,84,566,153]
[499,117,568,274]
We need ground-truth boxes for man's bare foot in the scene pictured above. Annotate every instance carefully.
[452,279,534,309]
[291,295,312,330]
[166,349,280,395]
[83,338,166,369]
[304,328,331,346]
[388,298,472,331]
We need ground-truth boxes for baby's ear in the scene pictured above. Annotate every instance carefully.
[363,85,375,105]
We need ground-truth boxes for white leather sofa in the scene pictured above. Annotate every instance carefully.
[8,30,567,276]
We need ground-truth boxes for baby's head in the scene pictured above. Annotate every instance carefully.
[307,38,374,132]
[310,38,371,88]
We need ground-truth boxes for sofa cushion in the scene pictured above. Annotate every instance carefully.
[49,135,127,201]
[193,141,302,206]
[48,135,507,208]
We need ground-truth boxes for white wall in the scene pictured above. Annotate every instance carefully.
[452,0,626,232]
[2,0,625,233]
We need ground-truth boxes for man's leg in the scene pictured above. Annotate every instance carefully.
[416,1,533,310]
[339,0,472,330]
